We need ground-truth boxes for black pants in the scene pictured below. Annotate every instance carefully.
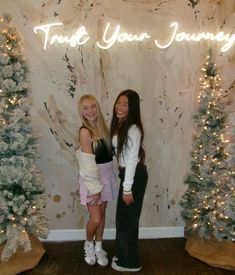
[115,162,148,268]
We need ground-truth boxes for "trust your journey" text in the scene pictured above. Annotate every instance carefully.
[34,22,235,53]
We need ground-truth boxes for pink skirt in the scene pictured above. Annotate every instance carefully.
[79,161,118,205]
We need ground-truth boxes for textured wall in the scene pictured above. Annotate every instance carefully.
[1,0,234,230]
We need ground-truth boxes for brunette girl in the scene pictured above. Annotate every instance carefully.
[110,89,148,272]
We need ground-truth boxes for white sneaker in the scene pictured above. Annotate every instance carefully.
[112,255,118,262]
[101,248,108,257]
[95,249,108,268]
[111,260,141,272]
[84,242,96,266]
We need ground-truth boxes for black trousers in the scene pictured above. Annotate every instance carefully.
[115,162,148,268]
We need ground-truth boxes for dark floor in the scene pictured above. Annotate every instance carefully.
[20,238,235,275]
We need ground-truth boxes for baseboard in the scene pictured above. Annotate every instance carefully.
[42,227,184,242]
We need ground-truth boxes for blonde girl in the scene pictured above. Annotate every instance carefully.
[77,94,117,268]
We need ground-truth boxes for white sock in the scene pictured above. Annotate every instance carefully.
[85,240,94,248]
[95,241,102,251]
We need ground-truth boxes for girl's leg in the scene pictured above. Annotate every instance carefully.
[115,164,148,269]
[86,204,102,241]
[94,202,109,268]
[84,204,102,266]
[95,201,107,241]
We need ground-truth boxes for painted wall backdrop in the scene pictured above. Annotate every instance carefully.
[1,0,234,231]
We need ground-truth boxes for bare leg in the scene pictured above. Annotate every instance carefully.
[86,204,102,241]
[95,201,107,241]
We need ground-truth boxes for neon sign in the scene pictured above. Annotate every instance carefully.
[96,22,151,49]
[33,22,235,53]
[34,23,89,50]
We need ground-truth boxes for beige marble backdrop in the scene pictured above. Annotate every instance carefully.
[1,0,234,230]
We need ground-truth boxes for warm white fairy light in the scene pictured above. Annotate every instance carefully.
[193,223,198,228]
[0,14,49,262]
[8,96,18,105]
[182,51,235,240]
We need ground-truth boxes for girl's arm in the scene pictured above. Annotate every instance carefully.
[122,125,141,192]
[78,128,102,197]
[79,127,93,154]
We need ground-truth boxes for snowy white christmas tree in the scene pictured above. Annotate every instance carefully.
[180,49,235,242]
[0,14,48,262]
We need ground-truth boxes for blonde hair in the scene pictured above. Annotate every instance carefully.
[78,94,111,149]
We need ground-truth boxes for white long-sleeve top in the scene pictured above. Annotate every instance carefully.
[112,125,141,192]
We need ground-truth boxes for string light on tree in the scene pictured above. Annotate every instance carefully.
[180,48,235,241]
[0,13,48,262]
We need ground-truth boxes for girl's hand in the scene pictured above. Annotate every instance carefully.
[122,193,134,205]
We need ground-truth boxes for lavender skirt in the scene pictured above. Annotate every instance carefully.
[79,161,118,205]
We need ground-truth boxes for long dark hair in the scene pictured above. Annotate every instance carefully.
[110,89,145,162]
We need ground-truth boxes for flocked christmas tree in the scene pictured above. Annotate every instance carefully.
[0,14,48,262]
[180,49,235,242]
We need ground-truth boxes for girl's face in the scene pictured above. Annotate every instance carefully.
[81,98,98,124]
[115,95,128,121]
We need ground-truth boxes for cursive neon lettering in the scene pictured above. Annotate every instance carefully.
[50,26,89,47]
[174,31,234,52]
[96,22,150,49]
[96,23,120,49]
[221,33,235,52]
[154,23,235,52]
[118,32,130,42]
[34,23,89,49]
[154,22,178,49]
[34,21,235,53]
[34,23,63,50]
[118,32,150,42]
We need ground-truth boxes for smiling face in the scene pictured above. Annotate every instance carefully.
[81,98,98,125]
[115,95,129,122]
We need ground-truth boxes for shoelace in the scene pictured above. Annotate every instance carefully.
[85,246,95,258]
[100,249,108,256]
[95,250,107,260]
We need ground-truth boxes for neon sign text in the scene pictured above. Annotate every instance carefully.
[155,22,235,52]
[33,22,235,52]
[96,22,151,49]
[34,23,90,50]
